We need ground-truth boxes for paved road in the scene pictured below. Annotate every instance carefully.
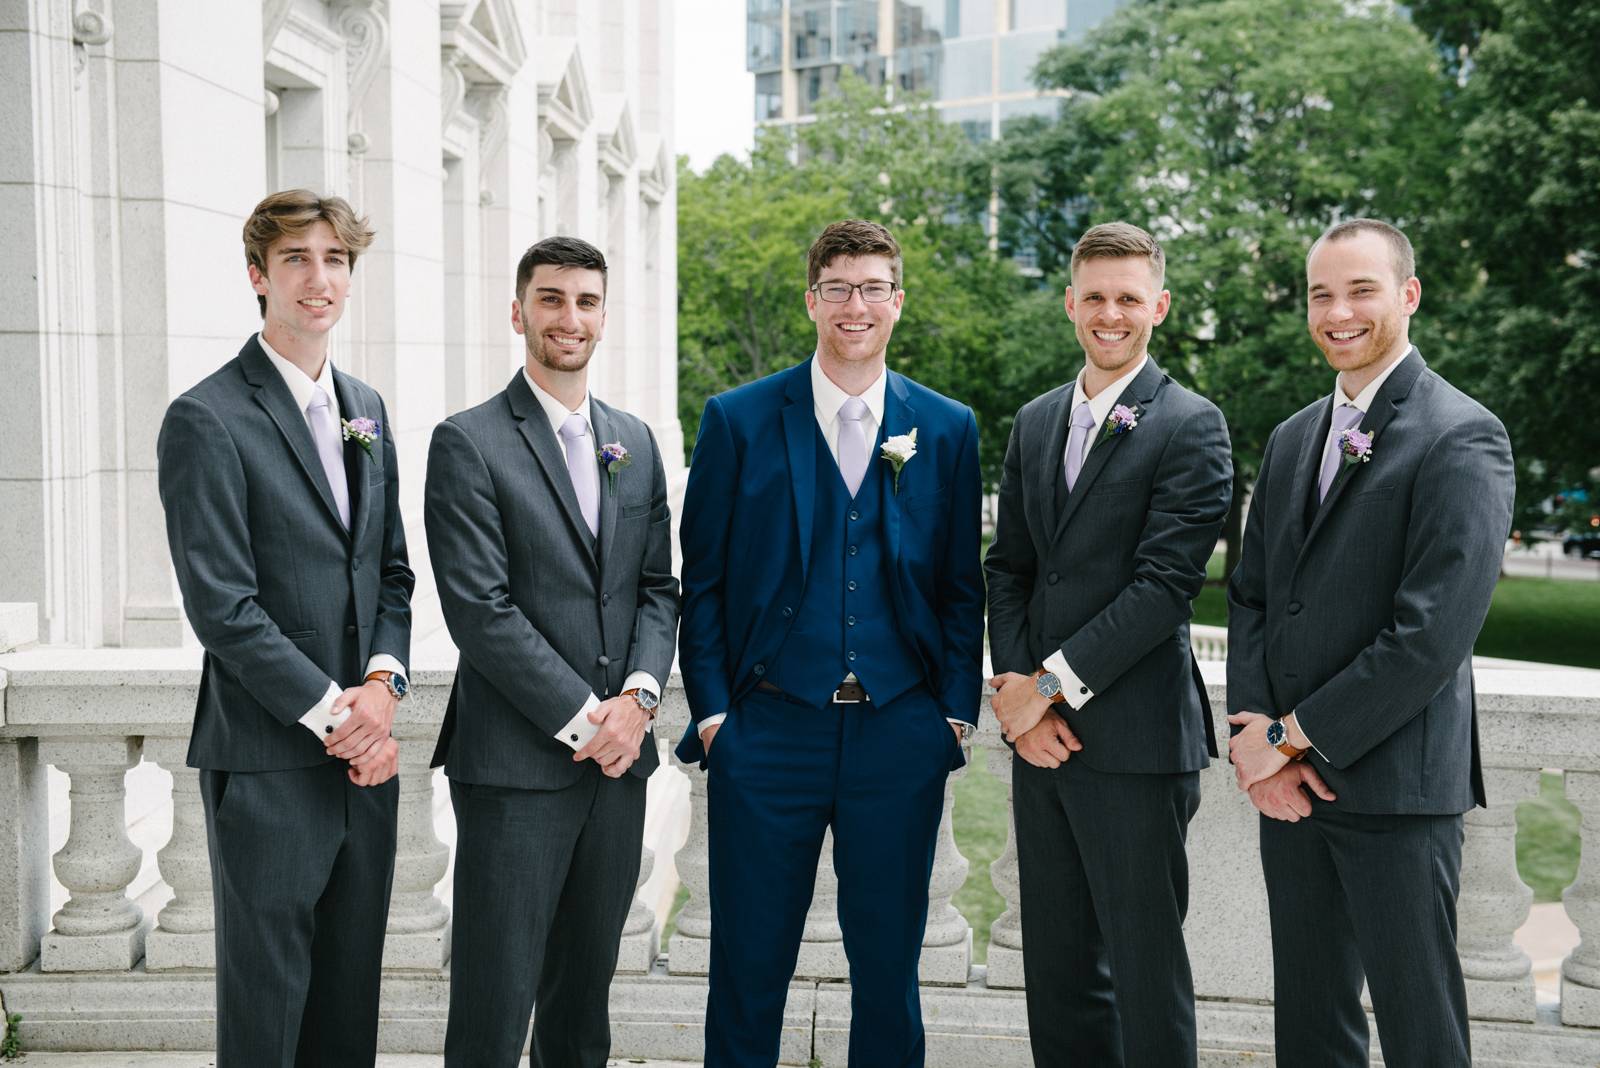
[1504,545,1600,581]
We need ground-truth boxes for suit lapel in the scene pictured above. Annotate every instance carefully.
[333,371,370,547]
[1301,349,1424,555]
[240,338,348,534]
[781,362,817,583]
[1041,384,1076,539]
[592,398,621,576]
[1052,358,1163,545]
[507,372,598,567]
[881,372,916,571]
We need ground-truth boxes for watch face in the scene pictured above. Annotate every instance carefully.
[1266,720,1285,747]
[391,674,409,698]
[1035,672,1062,700]
[636,689,659,710]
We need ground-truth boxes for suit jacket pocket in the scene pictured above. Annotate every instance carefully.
[902,484,950,513]
[620,500,653,519]
[281,629,317,640]
[1353,484,1396,503]
[1087,477,1142,498]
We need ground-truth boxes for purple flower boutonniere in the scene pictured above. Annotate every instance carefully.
[1099,403,1139,443]
[1338,427,1374,467]
[597,441,631,495]
[341,417,380,460]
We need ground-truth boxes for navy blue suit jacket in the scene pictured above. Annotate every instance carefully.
[675,358,985,766]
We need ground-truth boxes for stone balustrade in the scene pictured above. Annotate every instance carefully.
[2,644,1600,1066]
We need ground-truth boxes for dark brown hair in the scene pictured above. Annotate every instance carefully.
[806,219,903,287]
[1070,222,1165,287]
[515,235,609,302]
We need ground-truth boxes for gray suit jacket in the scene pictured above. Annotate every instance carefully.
[1226,349,1514,814]
[425,372,679,789]
[986,358,1233,774]
[158,336,415,772]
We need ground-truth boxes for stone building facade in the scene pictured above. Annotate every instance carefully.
[1,0,683,652]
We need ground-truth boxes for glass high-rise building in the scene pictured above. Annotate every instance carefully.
[748,0,1125,142]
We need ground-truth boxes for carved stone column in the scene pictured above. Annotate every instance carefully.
[38,737,147,971]
[1457,765,1539,1021]
[382,742,450,969]
[795,828,846,980]
[615,840,659,974]
[984,744,1026,989]
[921,757,972,985]
[142,736,214,970]
[1562,770,1600,1025]
[667,756,713,975]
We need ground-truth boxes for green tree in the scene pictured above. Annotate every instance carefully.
[992,0,1462,572]
[1441,0,1600,533]
[677,74,1029,489]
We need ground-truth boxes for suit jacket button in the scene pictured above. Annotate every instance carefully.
[352,560,361,572]
[597,654,611,667]
[1047,572,1060,585]
[602,593,611,606]
[847,580,858,591]
[847,651,857,661]
[849,509,859,521]
[345,624,357,636]
[1288,602,1302,615]
[753,663,766,676]
[781,606,793,618]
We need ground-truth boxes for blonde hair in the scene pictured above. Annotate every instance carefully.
[1070,222,1165,287]
[242,189,376,316]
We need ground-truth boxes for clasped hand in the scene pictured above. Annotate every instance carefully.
[574,695,650,778]
[326,680,399,786]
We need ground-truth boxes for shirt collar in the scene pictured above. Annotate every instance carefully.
[812,356,887,428]
[522,367,593,439]
[1071,354,1147,428]
[1334,347,1410,413]
[259,332,339,420]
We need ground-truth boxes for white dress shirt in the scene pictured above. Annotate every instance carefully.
[1039,355,1149,710]
[522,369,662,750]
[702,358,963,738]
[257,333,407,739]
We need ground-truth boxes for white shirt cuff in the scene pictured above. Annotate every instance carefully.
[364,653,407,683]
[1288,711,1329,762]
[622,671,661,701]
[698,712,728,737]
[299,681,350,739]
[1043,650,1094,710]
[556,692,603,751]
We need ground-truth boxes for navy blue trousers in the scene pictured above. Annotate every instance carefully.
[703,685,957,1068]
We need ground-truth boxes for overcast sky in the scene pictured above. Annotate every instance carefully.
[673,0,755,172]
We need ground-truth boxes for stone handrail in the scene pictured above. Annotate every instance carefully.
[3,645,1600,1065]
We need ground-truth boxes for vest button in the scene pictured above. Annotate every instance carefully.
[753,663,766,675]
[597,654,611,667]
[1047,572,1060,585]
[847,580,857,591]
[848,545,858,556]
[781,606,793,618]
[849,509,859,521]
[847,651,857,661]
[1288,602,1302,615]
[847,615,856,626]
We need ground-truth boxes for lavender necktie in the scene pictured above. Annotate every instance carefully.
[559,413,600,538]
[306,390,351,530]
[1318,403,1365,502]
[1063,402,1098,493]
[838,396,870,497]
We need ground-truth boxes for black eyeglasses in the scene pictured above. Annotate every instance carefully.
[811,281,898,303]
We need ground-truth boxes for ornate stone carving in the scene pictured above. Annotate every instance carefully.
[71,9,112,47]
[337,0,389,145]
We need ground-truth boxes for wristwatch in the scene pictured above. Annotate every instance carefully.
[623,687,660,719]
[365,670,409,701]
[951,720,976,744]
[1033,669,1067,704]
[1265,718,1307,760]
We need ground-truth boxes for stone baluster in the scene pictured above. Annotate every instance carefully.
[616,841,659,974]
[38,737,147,971]
[984,743,1026,989]
[383,739,451,969]
[667,758,714,975]
[795,828,846,980]
[1562,769,1600,1025]
[1457,765,1539,1021]
[921,756,972,984]
[142,736,214,970]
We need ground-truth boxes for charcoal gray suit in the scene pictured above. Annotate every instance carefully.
[157,334,414,1066]
[1227,348,1514,1066]
[985,356,1232,1067]
[425,370,678,1066]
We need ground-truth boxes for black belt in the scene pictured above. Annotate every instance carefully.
[757,679,871,705]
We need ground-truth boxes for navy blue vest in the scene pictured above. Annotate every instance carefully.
[764,426,925,709]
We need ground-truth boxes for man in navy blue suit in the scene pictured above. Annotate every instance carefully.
[676,219,985,1067]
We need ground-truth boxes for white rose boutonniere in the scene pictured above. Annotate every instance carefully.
[880,428,918,494]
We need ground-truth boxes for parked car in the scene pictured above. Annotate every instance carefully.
[1564,532,1600,559]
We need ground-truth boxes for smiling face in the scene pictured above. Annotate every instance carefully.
[513,264,607,373]
[248,221,351,345]
[1306,230,1419,386]
[805,254,904,372]
[1064,255,1170,388]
